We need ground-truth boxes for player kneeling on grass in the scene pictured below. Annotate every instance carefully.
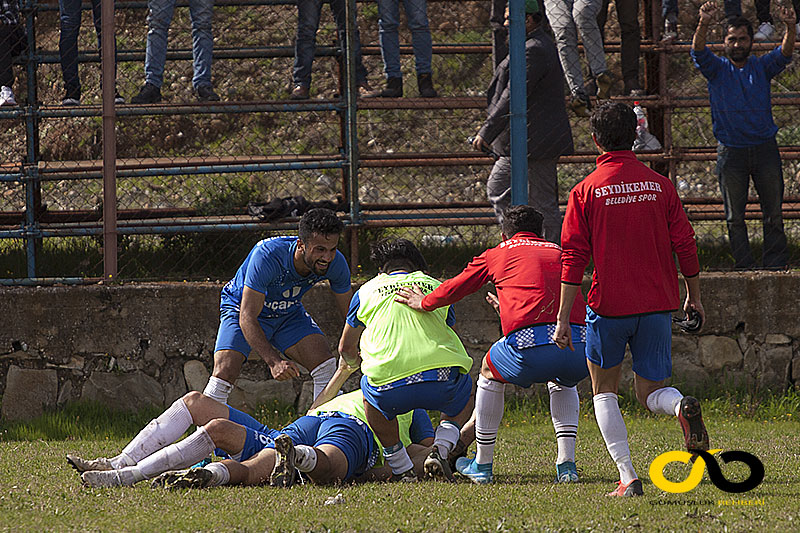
[68,389,433,488]
[395,205,589,484]
[339,238,475,482]
[553,102,709,498]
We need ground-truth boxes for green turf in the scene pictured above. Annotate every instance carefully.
[0,399,798,532]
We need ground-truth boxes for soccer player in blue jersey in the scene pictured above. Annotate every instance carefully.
[202,208,354,405]
[70,389,433,487]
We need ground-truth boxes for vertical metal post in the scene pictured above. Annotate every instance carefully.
[344,0,361,228]
[508,0,528,205]
[101,0,118,279]
[23,0,39,278]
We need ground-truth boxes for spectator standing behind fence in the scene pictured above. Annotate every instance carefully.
[691,2,794,269]
[130,0,219,104]
[597,0,643,96]
[0,0,20,106]
[662,0,800,41]
[471,0,573,244]
[289,0,373,100]
[59,0,124,105]
[365,0,437,97]
[545,0,613,117]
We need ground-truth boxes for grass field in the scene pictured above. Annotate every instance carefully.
[1,396,798,532]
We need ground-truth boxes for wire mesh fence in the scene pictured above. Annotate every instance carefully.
[1,0,799,283]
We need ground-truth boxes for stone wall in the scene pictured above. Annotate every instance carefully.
[1,273,799,420]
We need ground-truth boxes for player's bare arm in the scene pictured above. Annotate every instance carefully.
[692,1,717,51]
[240,286,300,381]
[553,283,580,351]
[333,288,354,320]
[682,275,706,327]
[485,292,500,315]
[307,356,358,411]
[779,4,796,56]
[337,323,364,367]
[394,284,427,310]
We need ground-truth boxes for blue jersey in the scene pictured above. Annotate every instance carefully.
[220,236,351,319]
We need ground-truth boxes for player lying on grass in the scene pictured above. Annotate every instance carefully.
[553,102,709,497]
[338,238,475,482]
[395,205,589,484]
[68,389,433,488]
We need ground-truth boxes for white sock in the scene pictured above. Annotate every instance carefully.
[433,420,461,460]
[136,427,216,479]
[203,376,233,404]
[310,358,337,399]
[646,387,684,417]
[205,462,231,487]
[548,382,579,464]
[475,375,505,464]
[294,445,318,472]
[112,398,194,468]
[593,392,638,484]
[383,443,414,474]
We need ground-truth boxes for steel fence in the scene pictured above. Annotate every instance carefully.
[0,0,799,283]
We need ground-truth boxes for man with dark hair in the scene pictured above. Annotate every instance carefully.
[472,0,573,243]
[553,102,708,497]
[200,208,353,410]
[396,205,588,484]
[70,389,434,487]
[338,238,473,482]
[692,1,794,269]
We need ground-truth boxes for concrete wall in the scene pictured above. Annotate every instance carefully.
[2,273,799,420]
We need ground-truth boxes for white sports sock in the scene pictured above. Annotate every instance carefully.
[433,420,461,460]
[112,398,194,468]
[383,443,414,475]
[310,358,337,399]
[475,375,505,464]
[136,427,216,479]
[294,445,318,472]
[646,387,684,417]
[548,382,579,464]
[205,462,230,487]
[203,376,233,404]
[593,392,638,484]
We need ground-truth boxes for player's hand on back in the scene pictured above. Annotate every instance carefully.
[269,359,301,381]
[552,320,574,351]
[395,285,426,310]
[485,292,501,315]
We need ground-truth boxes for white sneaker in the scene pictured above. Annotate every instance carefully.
[81,468,140,488]
[754,21,776,41]
[0,86,17,106]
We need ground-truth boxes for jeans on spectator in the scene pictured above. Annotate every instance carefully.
[293,0,368,87]
[662,0,740,19]
[545,0,607,94]
[377,0,432,78]
[487,156,563,244]
[1,24,16,88]
[716,138,788,269]
[597,0,640,91]
[144,0,213,89]
[59,0,117,97]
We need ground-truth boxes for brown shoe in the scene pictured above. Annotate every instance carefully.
[289,85,310,100]
[357,82,374,98]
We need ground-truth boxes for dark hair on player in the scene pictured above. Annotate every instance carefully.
[298,208,344,242]
[501,205,544,237]
[726,16,754,39]
[370,238,428,273]
[590,102,637,152]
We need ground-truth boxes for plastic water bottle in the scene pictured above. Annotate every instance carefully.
[633,101,647,136]
[632,101,662,151]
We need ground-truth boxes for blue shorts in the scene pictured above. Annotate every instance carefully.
[361,368,472,420]
[486,326,588,388]
[585,307,672,382]
[240,414,374,481]
[214,306,324,358]
[232,406,282,461]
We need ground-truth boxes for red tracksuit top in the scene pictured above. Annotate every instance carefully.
[421,232,586,336]
[560,151,700,317]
